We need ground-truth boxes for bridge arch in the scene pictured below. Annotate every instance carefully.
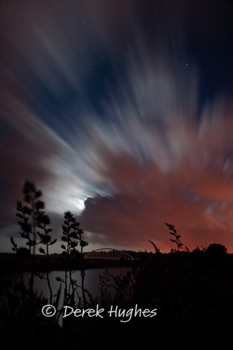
[84,248,135,261]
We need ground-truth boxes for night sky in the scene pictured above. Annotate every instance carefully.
[1,1,233,253]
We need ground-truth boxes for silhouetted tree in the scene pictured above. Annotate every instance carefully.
[61,211,88,308]
[37,214,57,256]
[15,180,57,299]
[16,246,30,256]
[165,223,183,251]
[36,213,57,303]
[61,211,85,255]
[206,243,227,258]
[16,180,51,255]
[80,238,89,254]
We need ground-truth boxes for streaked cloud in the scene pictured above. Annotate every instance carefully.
[1,0,233,252]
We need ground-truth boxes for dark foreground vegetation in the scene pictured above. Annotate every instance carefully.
[1,181,233,349]
[1,246,233,350]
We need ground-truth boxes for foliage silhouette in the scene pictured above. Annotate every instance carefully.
[60,211,90,310]
[165,222,183,251]
[16,246,30,256]
[7,180,91,321]
[12,181,59,302]
[37,214,57,256]
[206,243,227,258]
[15,180,56,255]
[148,240,160,253]
[61,211,85,255]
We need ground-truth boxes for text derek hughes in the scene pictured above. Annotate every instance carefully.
[63,304,157,323]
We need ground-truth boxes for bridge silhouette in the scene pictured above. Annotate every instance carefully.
[84,248,135,261]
